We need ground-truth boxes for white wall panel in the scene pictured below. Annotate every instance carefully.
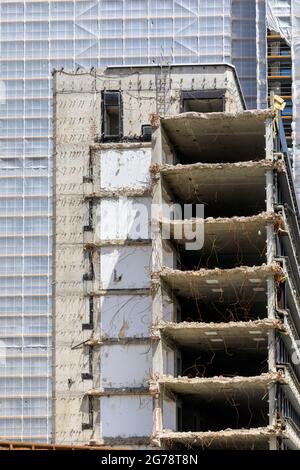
[100,295,152,338]
[101,396,152,438]
[97,198,151,241]
[100,344,152,388]
[100,246,151,290]
[100,148,151,190]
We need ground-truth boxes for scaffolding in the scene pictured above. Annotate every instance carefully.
[0,0,294,442]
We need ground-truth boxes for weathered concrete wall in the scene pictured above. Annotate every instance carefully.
[53,74,102,444]
[54,64,245,140]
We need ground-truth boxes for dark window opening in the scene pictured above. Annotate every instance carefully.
[83,201,93,232]
[181,90,225,113]
[82,296,94,330]
[102,91,122,141]
[82,396,93,430]
[141,124,152,142]
[83,148,94,183]
[83,250,94,281]
[82,346,93,380]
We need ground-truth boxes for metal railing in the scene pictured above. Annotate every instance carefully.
[277,387,300,433]
[276,336,300,386]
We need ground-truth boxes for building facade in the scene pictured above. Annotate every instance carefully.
[0,0,297,442]
[53,64,300,449]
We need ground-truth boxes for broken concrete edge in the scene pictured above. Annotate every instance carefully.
[85,288,151,297]
[149,371,279,391]
[159,211,285,230]
[84,239,151,250]
[85,387,150,397]
[90,142,152,150]
[150,158,285,176]
[147,372,300,422]
[83,371,288,399]
[153,426,282,445]
[160,109,275,124]
[151,318,287,339]
[85,336,151,347]
[0,440,126,451]
[152,262,284,282]
[83,187,151,200]
[88,437,153,447]
[153,423,300,449]
[149,366,299,394]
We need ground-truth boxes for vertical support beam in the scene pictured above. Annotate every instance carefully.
[269,434,278,450]
[151,126,168,440]
[54,73,102,444]
[152,124,165,346]
[266,152,278,446]
[265,117,274,160]
[266,170,274,212]
[153,391,163,436]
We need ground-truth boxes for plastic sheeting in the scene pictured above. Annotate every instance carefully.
[267,0,291,43]
[0,0,275,441]
[266,1,300,199]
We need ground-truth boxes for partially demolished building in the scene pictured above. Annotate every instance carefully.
[53,64,300,450]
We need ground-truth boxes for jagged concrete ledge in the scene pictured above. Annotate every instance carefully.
[84,187,151,199]
[85,288,151,297]
[159,212,284,245]
[156,262,283,280]
[90,142,152,150]
[161,109,274,124]
[151,159,285,176]
[152,319,286,350]
[84,239,151,249]
[151,161,285,204]
[153,263,284,298]
[149,372,278,397]
[150,369,300,415]
[85,387,150,397]
[161,211,283,227]
[155,426,280,450]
